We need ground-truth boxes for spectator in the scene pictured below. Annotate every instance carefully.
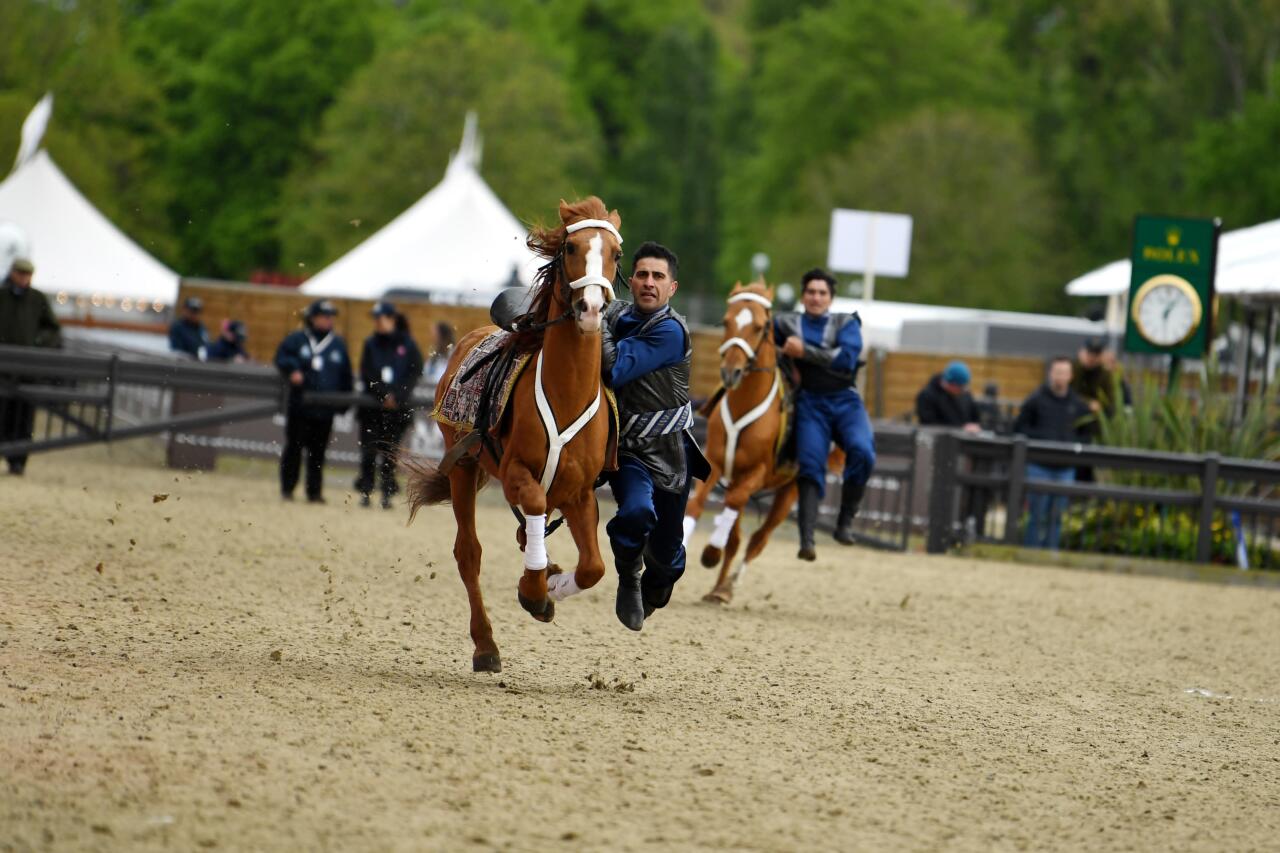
[207,319,249,363]
[915,360,981,432]
[273,300,353,504]
[355,302,423,508]
[1099,348,1133,407]
[169,297,210,361]
[1013,356,1091,550]
[424,321,454,384]
[1072,336,1116,482]
[0,258,61,475]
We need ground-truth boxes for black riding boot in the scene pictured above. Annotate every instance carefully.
[833,480,866,545]
[615,554,646,632]
[796,478,821,562]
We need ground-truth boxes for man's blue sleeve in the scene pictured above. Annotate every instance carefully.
[607,319,685,389]
[772,317,786,345]
[831,319,862,372]
[275,336,300,376]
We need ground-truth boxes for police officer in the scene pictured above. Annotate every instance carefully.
[601,241,710,631]
[207,319,249,362]
[774,268,876,560]
[274,299,353,503]
[355,301,423,508]
[168,297,210,360]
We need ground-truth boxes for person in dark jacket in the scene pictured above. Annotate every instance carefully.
[0,258,61,475]
[1012,356,1091,550]
[915,361,981,431]
[206,319,249,363]
[273,300,353,503]
[355,302,423,508]
[169,297,210,360]
[601,241,710,631]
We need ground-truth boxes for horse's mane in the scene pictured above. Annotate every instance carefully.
[510,196,612,353]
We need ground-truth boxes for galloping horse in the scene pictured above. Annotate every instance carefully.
[407,198,623,672]
[682,281,798,605]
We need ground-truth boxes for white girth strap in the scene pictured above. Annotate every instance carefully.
[718,371,781,484]
[534,350,602,493]
[718,337,756,360]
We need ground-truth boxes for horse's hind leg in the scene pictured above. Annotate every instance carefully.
[449,464,500,672]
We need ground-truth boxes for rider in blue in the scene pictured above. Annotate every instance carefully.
[774,268,876,560]
[601,241,710,631]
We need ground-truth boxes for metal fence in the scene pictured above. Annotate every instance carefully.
[926,431,1280,568]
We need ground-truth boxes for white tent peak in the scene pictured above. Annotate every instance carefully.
[449,110,483,174]
[12,92,53,175]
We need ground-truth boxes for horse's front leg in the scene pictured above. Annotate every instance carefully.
[544,493,606,603]
[703,465,766,603]
[503,465,555,623]
[683,460,720,548]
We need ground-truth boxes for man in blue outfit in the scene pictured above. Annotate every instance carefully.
[601,241,710,631]
[774,268,876,561]
[168,297,210,360]
[274,299,353,503]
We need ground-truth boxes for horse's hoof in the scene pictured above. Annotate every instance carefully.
[473,652,502,673]
[702,589,732,605]
[700,546,721,568]
[517,590,555,623]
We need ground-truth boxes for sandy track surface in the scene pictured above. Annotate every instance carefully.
[2,450,1279,852]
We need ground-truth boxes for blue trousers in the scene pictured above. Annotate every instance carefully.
[1023,463,1075,550]
[795,389,876,497]
[606,454,690,600]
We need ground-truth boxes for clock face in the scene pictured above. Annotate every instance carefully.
[1133,276,1201,347]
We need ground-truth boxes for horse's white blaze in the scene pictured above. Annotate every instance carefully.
[585,233,604,281]
[576,234,605,332]
[734,307,754,332]
[546,571,582,601]
[523,513,548,570]
[708,507,739,549]
[682,514,698,547]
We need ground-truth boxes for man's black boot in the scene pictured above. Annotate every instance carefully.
[833,480,866,546]
[796,478,821,561]
[615,555,646,632]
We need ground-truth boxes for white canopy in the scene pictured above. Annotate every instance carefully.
[1065,218,1280,299]
[0,149,179,306]
[301,117,539,303]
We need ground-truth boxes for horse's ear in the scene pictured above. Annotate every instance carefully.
[607,208,621,229]
[557,199,572,224]
[731,281,744,293]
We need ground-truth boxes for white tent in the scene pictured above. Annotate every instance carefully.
[1065,218,1280,300]
[0,95,179,310]
[300,115,539,304]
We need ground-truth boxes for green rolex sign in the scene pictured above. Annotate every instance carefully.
[1125,215,1220,358]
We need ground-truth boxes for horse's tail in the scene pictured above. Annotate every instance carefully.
[403,454,490,522]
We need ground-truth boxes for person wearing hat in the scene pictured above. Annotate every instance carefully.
[169,296,211,361]
[0,258,61,475]
[273,299,353,503]
[207,319,249,363]
[1071,336,1116,482]
[355,301,423,508]
[915,360,981,432]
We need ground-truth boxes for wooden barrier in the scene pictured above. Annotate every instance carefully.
[865,351,1046,420]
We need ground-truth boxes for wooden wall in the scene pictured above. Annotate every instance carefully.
[865,352,1046,420]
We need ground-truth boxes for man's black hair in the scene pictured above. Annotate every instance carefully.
[632,241,678,279]
[1050,355,1073,367]
[800,268,837,296]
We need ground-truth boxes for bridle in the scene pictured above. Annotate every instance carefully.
[717,291,775,374]
[516,219,627,333]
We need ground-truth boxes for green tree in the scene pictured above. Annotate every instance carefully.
[1188,65,1280,228]
[279,23,600,271]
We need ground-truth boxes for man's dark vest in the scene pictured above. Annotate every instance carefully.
[603,301,697,493]
[775,311,861,394]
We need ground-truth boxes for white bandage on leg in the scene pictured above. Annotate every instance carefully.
[730,560,749,587]
[546,571,582,602]
[523,513,548,571]
[682,515,698,548]
[708,507,739,549]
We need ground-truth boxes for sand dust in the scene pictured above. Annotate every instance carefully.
[2,449,1278,851]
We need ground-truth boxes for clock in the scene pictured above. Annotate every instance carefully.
[1130,274,1203,348]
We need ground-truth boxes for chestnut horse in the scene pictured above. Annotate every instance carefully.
[407,198,623,672]
[682,281,798,605]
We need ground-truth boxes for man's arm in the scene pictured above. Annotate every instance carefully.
[606,319,685,389]
[37,294,61,348]
[274,336,300,376]
[1011,394,1035,436]
[799,316,861,372]
[916,387,941,425]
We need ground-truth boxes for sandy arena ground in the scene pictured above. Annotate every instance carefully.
[2,449,1279,852]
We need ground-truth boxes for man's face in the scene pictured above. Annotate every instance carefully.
[630,257,677,312]
[311,314,334,333]
[1078,347,1100,368]
[183,307,201,323]
[10,270,32,289]
[942,381,965,397]
[1049,360,1073,392]
[375,314,396,334]
[801,279,833,316]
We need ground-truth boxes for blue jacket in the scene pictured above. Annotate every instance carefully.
[360,331,424,411]
[774,311,862,394]
[169,319,209,360]
[207,337,248,362]
[275,327,354,418]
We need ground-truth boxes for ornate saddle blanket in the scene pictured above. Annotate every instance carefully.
[432,331,531,435]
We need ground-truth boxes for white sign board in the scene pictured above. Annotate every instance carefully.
[827,209,913,277]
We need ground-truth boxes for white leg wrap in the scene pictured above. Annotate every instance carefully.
[523,513,548,571]
[708,508,739,549]
[730,560,749,587]
[546,572,582,602]
[682,515,698,548]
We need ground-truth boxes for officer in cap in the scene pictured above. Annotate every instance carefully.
[273,299,353,503]
[0,258,61,475]
[207,319,249,362]
[355,301,424,508]
[169,296,211,361]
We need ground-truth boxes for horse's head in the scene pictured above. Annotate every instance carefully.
[718,281,774,390]
[556,199,623,334]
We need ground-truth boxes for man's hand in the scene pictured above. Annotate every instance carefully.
[289,370,304,386]
[382,395,398,411]
[1088,399,1102,413]
[963,422,982,434]
[782,336,806,359]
